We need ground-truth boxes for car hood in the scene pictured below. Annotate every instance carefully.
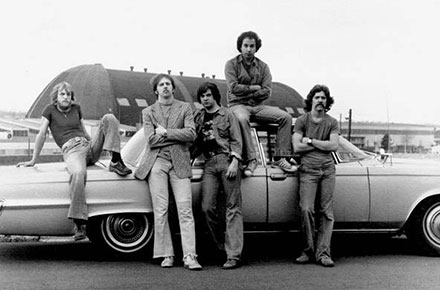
[360,157,440,175]
[0,161,121,186]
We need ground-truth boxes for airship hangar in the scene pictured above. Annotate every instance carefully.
[27,63,306,131]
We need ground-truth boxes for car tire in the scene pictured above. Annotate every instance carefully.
[88,213,154,255]
[407,198,440,256]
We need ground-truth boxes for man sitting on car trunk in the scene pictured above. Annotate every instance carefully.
[293,84,339,267]
[225,31,297,176]
[17,81,132,241]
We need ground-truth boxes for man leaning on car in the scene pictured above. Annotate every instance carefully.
[191,82,244,269]
[293,84,339,267]
[16,81,132,241]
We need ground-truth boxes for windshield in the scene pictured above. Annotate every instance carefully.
[122,130,372,167]
[337,136,370,162]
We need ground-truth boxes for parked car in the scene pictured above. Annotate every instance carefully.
[1,125,440,256]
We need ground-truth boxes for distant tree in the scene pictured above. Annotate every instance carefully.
[381,133,390,151]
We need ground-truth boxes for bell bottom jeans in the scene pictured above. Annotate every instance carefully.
[148,157,197,259]
[62,114,121,221]
[298,163,335,260]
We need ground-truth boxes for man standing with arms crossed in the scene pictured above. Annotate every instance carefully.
[191,82,244,269]
[17,81,132,241]
[293,84,339,267]
[134,74,202,270]
[225,31,296,176]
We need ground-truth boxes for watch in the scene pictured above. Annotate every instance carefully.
[307,138,313,145]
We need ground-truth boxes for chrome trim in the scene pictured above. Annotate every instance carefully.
[243,228,401,234]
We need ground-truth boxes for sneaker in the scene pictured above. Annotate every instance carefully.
[222,259,241,270]
[161,256,174,268]
[272,158,297,173]
[295,253,312,264]
[109,160,132,176]
[183,254,202,271]
[73,224,87,241]
[318,256,335,267]
[244,159,258,177]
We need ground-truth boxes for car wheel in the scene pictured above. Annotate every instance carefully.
[89,213,154,254]
[408,198,440,256]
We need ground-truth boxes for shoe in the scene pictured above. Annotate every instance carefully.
[183,254,202,271]
[161,256,174,268]
[73,224,87,241]
[318,256,335,267]
[295,253,311,264]
[222,259,241,270]
[272,158,297,173]
[109,160,132,176]
[244,159,258,177]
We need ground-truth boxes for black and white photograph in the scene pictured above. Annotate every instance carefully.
[1,0,440,289]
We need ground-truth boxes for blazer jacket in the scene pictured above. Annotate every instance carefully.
[134,99,196,180]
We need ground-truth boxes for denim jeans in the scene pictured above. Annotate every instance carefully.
[298,163,335,260]
[230,104,292,161]
[202,154,243,260]
[62,114,121,220]
[147,157,196,258]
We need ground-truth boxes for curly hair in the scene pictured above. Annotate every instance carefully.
[236,31,262,53]
[49,82,74,105]
[304,84,334,112]
[151,73,176,95]
[196,82,222,106]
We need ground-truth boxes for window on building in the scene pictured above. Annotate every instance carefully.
[135,99,148,107]
[116,98,130,106]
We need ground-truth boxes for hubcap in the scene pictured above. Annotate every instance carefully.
[102,214,152,253]
[424,204,440,246]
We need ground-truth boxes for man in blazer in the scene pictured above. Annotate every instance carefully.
[135,73,202,270]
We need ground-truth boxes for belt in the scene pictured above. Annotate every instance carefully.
[204,151,228,159]
[61,137,88,151]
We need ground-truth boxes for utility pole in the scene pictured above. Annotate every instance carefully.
[339,114,342,134]
[345,109,352,141]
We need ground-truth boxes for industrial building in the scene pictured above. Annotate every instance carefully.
[340,121,438,153]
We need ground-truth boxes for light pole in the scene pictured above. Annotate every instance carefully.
[345,109,352,141]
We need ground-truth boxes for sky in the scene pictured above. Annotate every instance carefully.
[1,0,440,125]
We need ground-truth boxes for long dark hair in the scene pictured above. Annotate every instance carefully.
[304,84,334,112]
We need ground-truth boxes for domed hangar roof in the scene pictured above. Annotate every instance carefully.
[27,64,305,127]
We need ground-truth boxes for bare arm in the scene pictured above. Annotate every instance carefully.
[309,133,339,152]
[16,117,49,167]
[293,132,314,154]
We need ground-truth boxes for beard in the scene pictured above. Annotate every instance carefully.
[57,101,72,111]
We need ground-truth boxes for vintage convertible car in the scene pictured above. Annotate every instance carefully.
[1,126,440,256]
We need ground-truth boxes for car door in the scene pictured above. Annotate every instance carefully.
[332,138,371,227]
